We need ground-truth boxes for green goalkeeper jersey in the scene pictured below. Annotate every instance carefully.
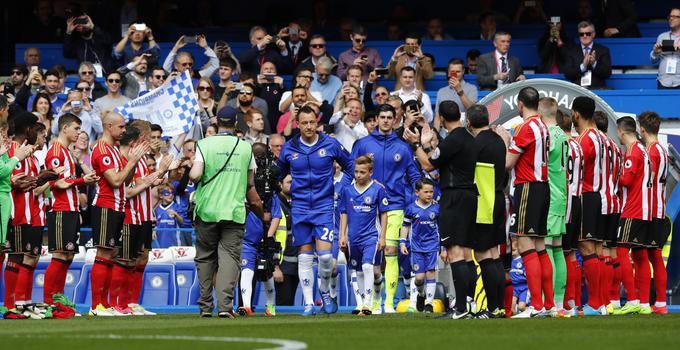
[547,125,568,216]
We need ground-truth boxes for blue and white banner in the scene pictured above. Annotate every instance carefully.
[114,70,199,137]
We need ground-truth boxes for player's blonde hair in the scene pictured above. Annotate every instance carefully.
[354,155,373,170]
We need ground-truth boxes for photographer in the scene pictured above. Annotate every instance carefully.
[239,26,292,75]
[537,18,572,73]
[189,107,263,318]
[274,175,298,305]
[63,5,114,74]
[162,35,219,80]
[52,90,102,144]
[651,7,680,89]
[113,23,160,67]
[388,34,434,91]
[392,66,433,124]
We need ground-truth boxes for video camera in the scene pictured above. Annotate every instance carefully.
[253,144,281,212]
[255,236,282,281]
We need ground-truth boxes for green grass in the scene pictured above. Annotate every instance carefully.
[1,313,678,350]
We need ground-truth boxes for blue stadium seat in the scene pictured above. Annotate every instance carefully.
[72,248,97,305]
[63,260,85,302]
[168,246,197,305]
[141,248,177,305]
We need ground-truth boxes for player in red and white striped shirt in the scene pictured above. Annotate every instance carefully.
[614,116,653,315]
[89,112,149,317]
[593,112,623,313]
[43,114,99,304]
[639,111,670,315]
[572,96,605,315]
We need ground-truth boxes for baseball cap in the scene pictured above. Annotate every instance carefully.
[216,106,238,126]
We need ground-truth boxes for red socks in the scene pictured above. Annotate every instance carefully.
[631,248,651,304]
[537,250,555,310]
[617,247,637,301]
[43,258,70,304]
[15,263,36,302]
[648,248,666,304]
[3,261,19,309]
[91,257,113,309]
[564,257,576,309]
[504,278,513,318]
[582,254,601,308]
[575,260,583,307]
[611,260,622,303]
[130,264,147,304]
[600,257,613,306]
[521,250,544,310]
[109,263,128,308]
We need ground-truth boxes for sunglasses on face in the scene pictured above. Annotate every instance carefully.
[107,79,121,83]
[181,62,194,67]
[311,44,325,49]
[154,74,167,79]
[239,91,254,96]
[80,71,94,75]
[579,32,593,37]
[197,86,212,92]
[376,92,388,96]
[76,86,91,91]
[10,71,23,76]
[353,38,366,43]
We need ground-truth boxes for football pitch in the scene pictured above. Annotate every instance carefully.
[1,313,678,350]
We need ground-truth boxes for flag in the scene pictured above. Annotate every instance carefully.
[487,96,503,123]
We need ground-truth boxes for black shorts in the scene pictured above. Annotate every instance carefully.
[91,206,125,249]
[647,217,672,249]
[579,192,603,241]
[136,221,153,253]
[6,224,42,256]
[439,188,477,248]
[602,213,620,248]
[473,195,505,251]
[564,196,581,252]
[118,224,141,260]
[47,211,80,253]
[510,182,549,238]
[617,218,648,247]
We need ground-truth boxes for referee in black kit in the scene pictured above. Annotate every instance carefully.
[404,101,478,319]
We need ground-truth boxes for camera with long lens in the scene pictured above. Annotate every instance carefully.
[253,146,281,212]
[255,236,282,281]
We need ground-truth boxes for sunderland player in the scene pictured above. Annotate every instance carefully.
[497,87,553,318]
[639,111,670,315]
[339,156,388,316]
[593,111,623,314]
[613,116,653,315]
[277,105,353,315]
[43,114,99,306]
[572,96,607,315]
[562,112,585,314]
[539,98,570,317]
[351,103,421,313]
[89,112,148,316]
[399,178,440,313]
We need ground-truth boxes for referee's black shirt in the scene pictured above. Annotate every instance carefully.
[429,126,477,191]
[473,129,507,193]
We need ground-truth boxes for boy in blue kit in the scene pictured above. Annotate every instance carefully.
[153,185,184,248]
[339,156,388,316]
[333,161,358,314]
[510,238,529,314]
[238,196,282,317]
[400,178,440,313]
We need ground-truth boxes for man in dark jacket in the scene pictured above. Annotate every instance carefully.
[239,26,292,75]
[63,14,114,74]
[562,21,612,89]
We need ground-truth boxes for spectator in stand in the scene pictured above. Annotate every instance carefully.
[466,49,481,74]
[311,57,343,105]
[269,134,285,160]
[213,41,242,75]
[63,11,114,74]
[226,83,271,135]
[53,90,102,144]
[422,18,454,41]
[30,92,54,138]
[239,26,291,75]
[388,34,434,91]
[118,54,153,99]
[280,22,310,69]
[387,95,406,137]
[479,12,497,40]
[26,69,67,115]
[8,65,27,95]
[329,98,368,151]
[337,25,382,81]
[196,77,218,132]
[163,35,220,80]
[513,0,547,24]
[392,66,433,124]
[52,65,69,95]
[363,70,390,112]
[563,21,612,89]
[334,84,361,114]
[22,0,63,42]
[113,23,160,67]
[149,67,167,89]
[345,65,365,94]
[279,67,322,113]
[277,86,310,137]
[387,21,404,41]
[298,34,338,74]
[651,7,680,89]
[78,62,107,100]
[477,32,526,91]
[599,0,641,38]
[23,48,42,71]
[255,64,285,130]
[93,71,131,118]
[537,19,572,74]
[15,65,42,109]
[214,58,238,101]
[244,109,269,145]
[436,59,478,118]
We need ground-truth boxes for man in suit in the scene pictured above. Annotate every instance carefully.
[279,22,310,71]
[563,21,612,89]
[598,0,641,38]
[117,54,153,99]
[477,32,526,91]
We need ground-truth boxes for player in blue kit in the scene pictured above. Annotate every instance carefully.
[277,105,354,315]
[400,178,440,313]
[153,185,184,248]
[339,156,388,316]
[332,161,358,313]
[238,196,282,317]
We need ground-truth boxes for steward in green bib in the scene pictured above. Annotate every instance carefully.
[189,106,263,318]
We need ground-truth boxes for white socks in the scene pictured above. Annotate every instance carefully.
[298,252,315,306]
[362,264,375,308]
[317,251,333,294]
[425,279,436,305]
[351,270,363,307]
[356,271,366,307]
[330,270,338,298]
[409,277,419,308]
[264,277,275,305]
[240,268,254,308]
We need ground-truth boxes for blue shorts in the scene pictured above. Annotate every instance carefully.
[292,211,334,247]
[348,241,382,270]
[513,283,529,304]
[411,251,438,274]
[241,245,257,271]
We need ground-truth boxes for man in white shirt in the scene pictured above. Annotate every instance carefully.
[391,66,433,124]
[53,90,103,144]
[328,98,368,151]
